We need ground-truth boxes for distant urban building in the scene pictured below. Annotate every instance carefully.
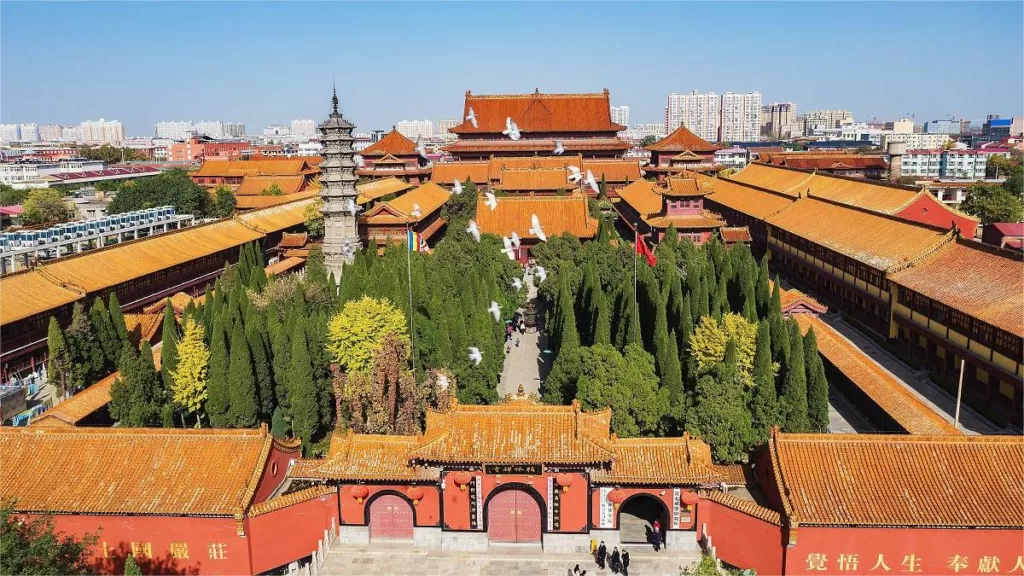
[352,132,373,152]
[885,119,914,134]
[0,125,20,144]
[154,121,194,140]
[61,126,83,142]
[223,122,246,138]
[610,105,630,128]
[900,148,994,180]
[802,109,853,135]
[290,119,317,140]
[665,91,721,143]
[924,119,962,134]
[1012,116,1024,137]
[0,163,42,186]
[880,132,951,150]
[395,120,433,140]
[297,141,323,156]
[38,125,63,142]
[370,129,386,143]
[714,147,749,169]
[263,124,291,138]
[719,92,761,142]
[80,118,124,145]
[760,102,797,138]
[437,120,460,135]
[983,115,1013,138]
[194,120,224,138]
[18,124,39,143]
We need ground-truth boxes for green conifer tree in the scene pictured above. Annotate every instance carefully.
[592,287,612,346]
[270,406,290,438]
[227,321,258,427]
[755,256,771,317]
[245,318,274,420]
[750,321,779,443]
[780,320,809,432]
[88,297,120,369]
[206,316,231,427]
[46,317,80,398]
[690,339,754,462]
[160,303,179,392]
[66,302,106,382]
[287,323,320,450]
[124,554,142,576]
[108,293,129,344]
[804,327,830,432]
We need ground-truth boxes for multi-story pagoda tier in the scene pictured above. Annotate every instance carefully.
[318,88,362,277]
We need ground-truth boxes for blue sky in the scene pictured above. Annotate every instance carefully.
[2,2,1021,136]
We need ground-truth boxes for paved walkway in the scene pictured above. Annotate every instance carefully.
[321,541,701,576]
[827,388,876,433]
[819,313,1004,436]
[499,271,551,398]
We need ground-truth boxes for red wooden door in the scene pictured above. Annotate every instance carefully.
[369,494,413,540]
[487,489,541,542]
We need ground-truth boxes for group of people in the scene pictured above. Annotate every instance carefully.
[594,542,630,575]
[505,313,526,352]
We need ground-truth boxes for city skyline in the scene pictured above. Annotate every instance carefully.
[2,2,1021,135]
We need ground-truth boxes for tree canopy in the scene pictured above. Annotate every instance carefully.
[960,181,1024,224]
[21,189,70,226]
[106,170,213,216]
[327,296,410,373]
[0,501,96,576]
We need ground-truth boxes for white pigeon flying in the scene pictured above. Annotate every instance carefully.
[411,203,422,218]
[567,165,583,184]
[436,373,450,390]
[468,347,482,366]
[534,265,547,283]
[529,214,547,242]
[553,140,565,155]
[487,300,501,322]
[354,155,365,168]
[511,277,523,291]
[500,236,516,260]
[465,107,478,128]
[502,117,521,140]
[345,199,361,217]
[416,139,427,158]
[466,219,481,242]
[584,169,600,195]
[484,192,497,211]
[453,179,463,195]
[510,231,521,249]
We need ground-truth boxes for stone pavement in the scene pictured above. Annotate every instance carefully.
[320,541,701,576]
[498,271,552,398]
[819,313,1004,435]
[827,388,876,433]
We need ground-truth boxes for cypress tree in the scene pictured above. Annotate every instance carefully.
[108,293,129,344]
[46,317,80,398]
[108,344,138,425]
[124,554,142,576]
[770,276,782,316]
[271,327,292,413]
[246,317,274,420]
[555,274,580,356]
[780,319,809,432]
[160,303,179,393]
[696,279,710,322]
[271,406,290,438]
[691,339,753,462]
[287,323,320,449]
[663,329,684,401]
[89,297,120,369]
[66,302,105,383]
[755,256,771,317]
[750,321,779,443]
[677,294,694,361]
[804,327,830,432]
[652,292,673,378]
[227,321,258,427]
[132,342,165,426]
[206,316,231,427]
[592,287,612,346]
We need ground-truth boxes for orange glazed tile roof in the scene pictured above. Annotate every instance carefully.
[767,430,1023,527]
[291,431,438,482]
[0,425,300,516]
[249,485,336,517]
[362,182,451,225]
[474,194,598,240]
[495,168,575,192]
[430,161,490,185]
[581,160,643,183]
[888,240,1024,337]
[720,226,753,244]
[444,138,630,154]
[766,197,953,271]
[794,315,959,435]
[235,189,319,210]
[142,291,199,315]
[264,256,306,277]
[30,372,119,427]
[0,269,81,326]
[193,158,317,178]
[234,175,308,197]
[450,90,625,135]
[616,180,664,217]
[123,313,163,344]
[644,213,725,230]
[699,490,782,526]
[236,196,316,233]
[409,398,616,465]
[355,176,415,204]
[704,177,796,220]
[646,124,719,153]
[278,232,308,249]
[775,156,888,171]
[359,128,421,157]
[771,281,828,315]
[488,156,584,181]
[591,435,725,485]
[663,177,710,197]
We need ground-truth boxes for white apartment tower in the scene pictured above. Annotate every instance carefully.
[761,102,797,139]
[0,125,19,144]
[437,120,460,134]
[290,119,317,140]
[18,124,39,142]
[39,125,63,142]
[194,120,225,138]
[611,106,630,128]
[395,120,434,140]
[155,121,194,140]
[665,91,721,142]
[720,92,762,142]
[80,119,124,145]
[223,122,246,138]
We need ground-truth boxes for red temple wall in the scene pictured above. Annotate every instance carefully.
[251,446,297,505]
[246,491,339,574]
[784,526,1024,575]
[442,472,589,533]
[587,486,695,530]
[36,513,247,575]
[895,195,978,238]
[337,484,441,527]
[695,500,784,576]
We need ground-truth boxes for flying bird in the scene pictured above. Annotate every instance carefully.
[344,199,361,217]
[484,192,497,211]
[500,236,516,260]
[553,140,565,155]
[468,347,482,366]
[453,179,463,195]
[411,203,422,218]
[510,231,521,249]
[466,219,481,242]
[354,155,365,168]
[416,139,427,158]
[511,277,523,291]
[487,300,501,322]
[465,107,478,128]
[534,265,547,283]
[567,166,583,184]
[529,214,547,242]
[436,373,450,390]
[502,117,521,141]
[584,170,600,195]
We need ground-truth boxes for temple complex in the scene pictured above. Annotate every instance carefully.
[473,194,598,262]
[359,182,451,252]
[356,128,432,183]
[615,177,725,244]
[643,125,722,180]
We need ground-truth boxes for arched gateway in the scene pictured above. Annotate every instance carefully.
[486,488,542,542]
[368,493,414,540]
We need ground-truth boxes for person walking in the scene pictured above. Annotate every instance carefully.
[610,547,621,574]
[574,564,581,575]
[621,550,630,576]
[652,519,662,551]
[597,541,607,569]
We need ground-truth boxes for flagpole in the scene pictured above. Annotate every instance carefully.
[405,220,416,375]
[633,225,638,345]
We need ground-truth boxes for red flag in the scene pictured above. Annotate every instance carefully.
[635,231,657,267]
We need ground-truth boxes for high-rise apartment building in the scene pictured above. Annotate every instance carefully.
[886,119,915,134]
[924,119,962,134]
[18,124,39,142]
[665,91,721,142]
[80,119,124,145]
[194,120,225,138]
[720,92,762,142]
[395,120,433,140]
[0,124,19,144]
[223,122,246,138]
[437,120,460,134]
[61,126,83,142]
[155,121,194,140]
[290,119,317,140]
[760,102,797,138]
[802,110,853,135]
[611,105,630,128]
[39,125,63,142]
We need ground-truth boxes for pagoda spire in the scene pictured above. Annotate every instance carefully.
[332,80,339,115]
[318,87,360,278]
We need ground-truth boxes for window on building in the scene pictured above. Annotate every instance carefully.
[898,288,912,307]
[929,301,948,325]
[973,322,994,347]
[950,311,971,335]
[994,330,1022,360]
